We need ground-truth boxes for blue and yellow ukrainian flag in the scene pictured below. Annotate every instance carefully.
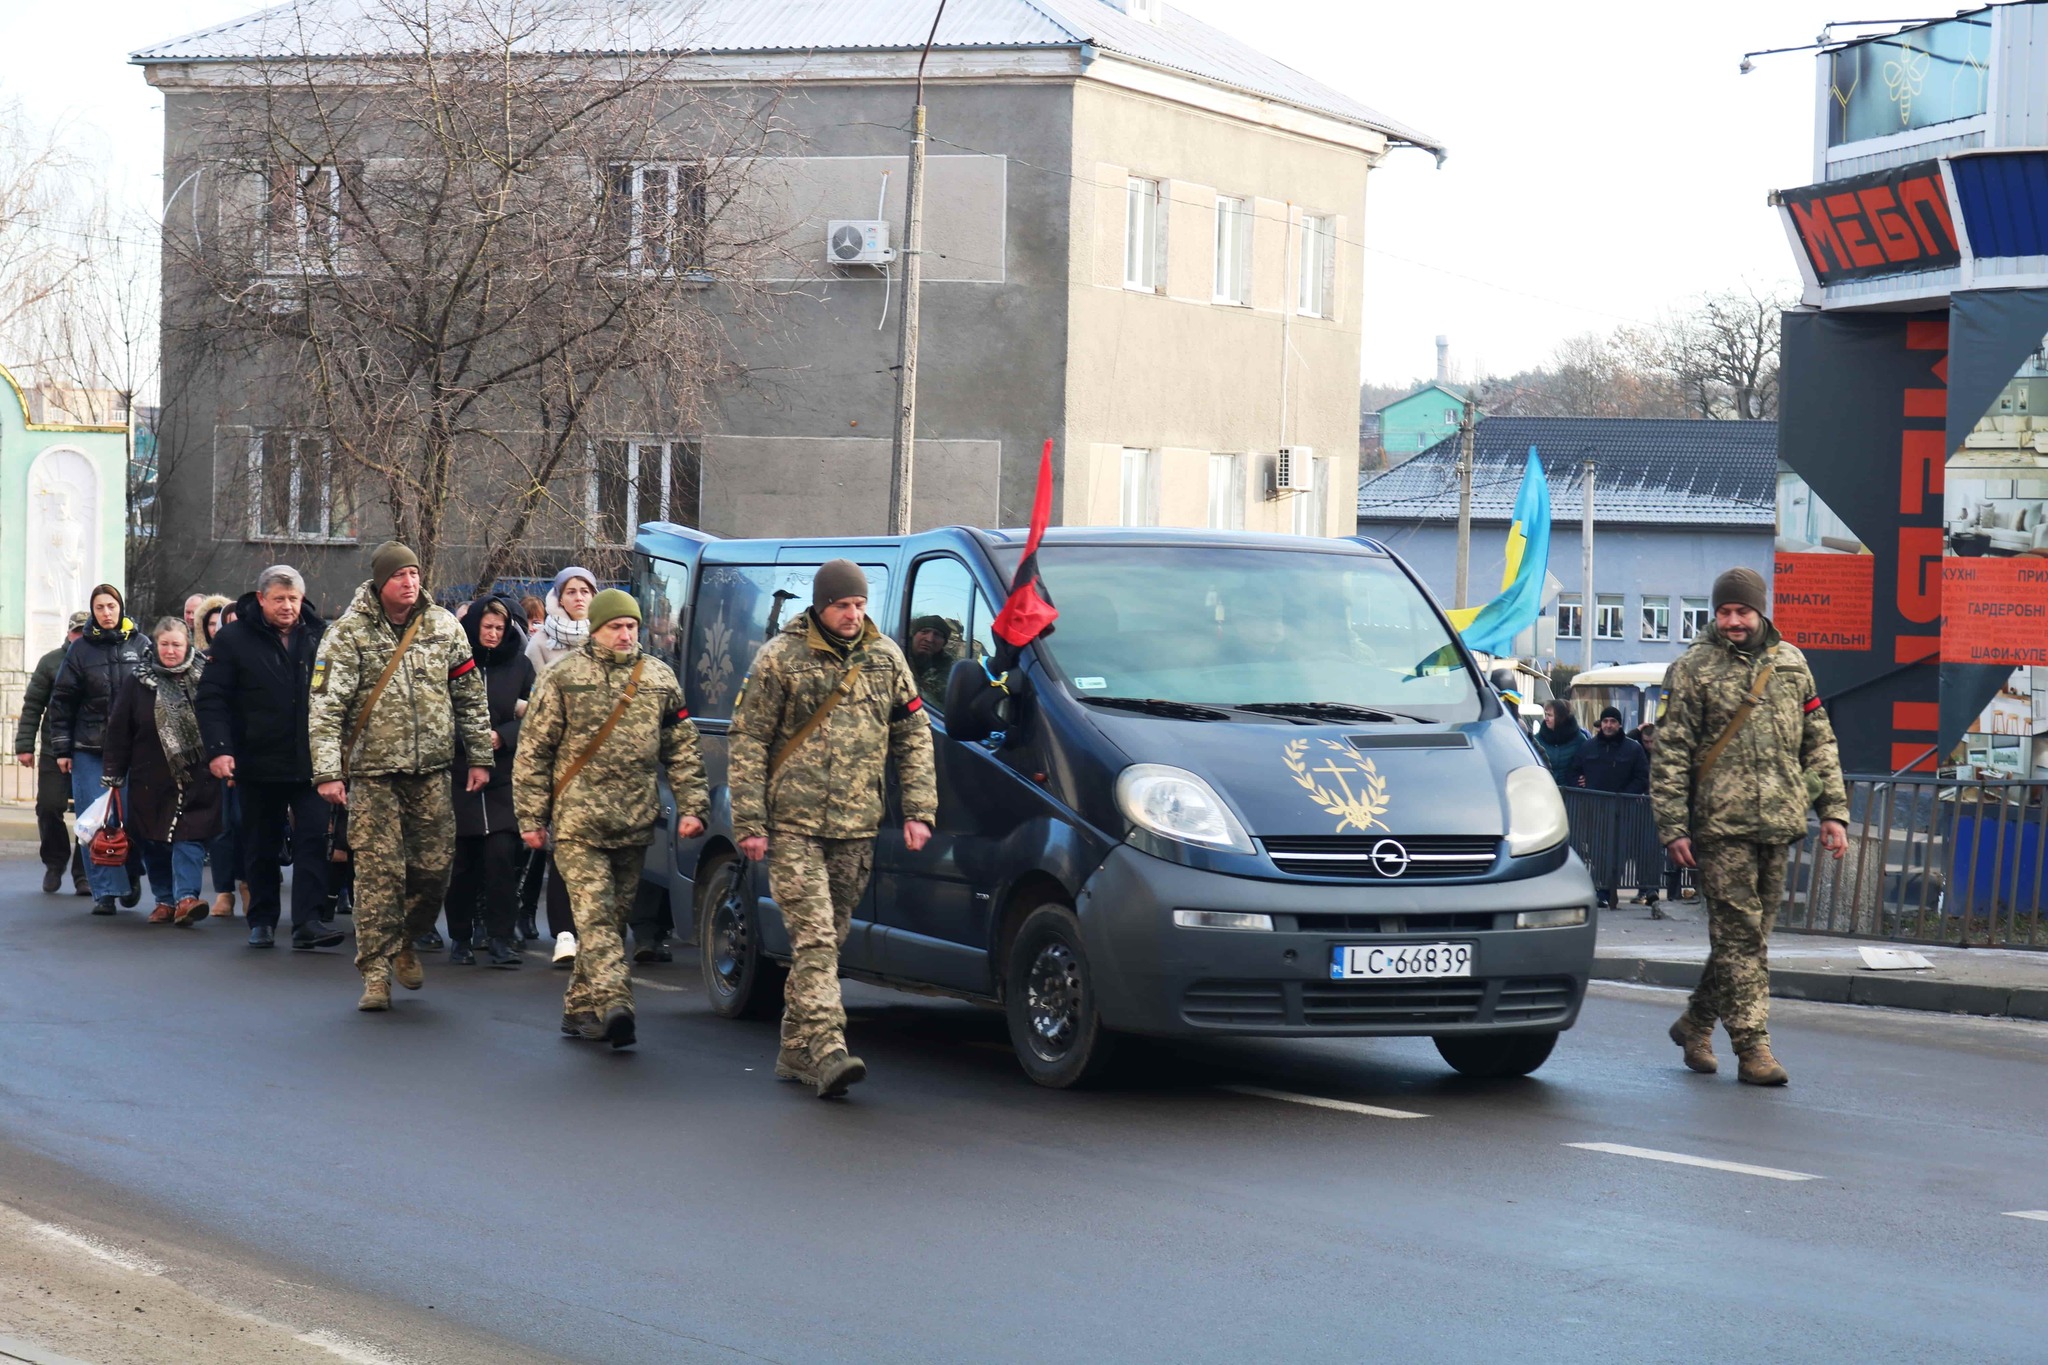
[1446,447,1551,657]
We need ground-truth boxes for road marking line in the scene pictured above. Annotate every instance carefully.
[2003,1210,2048,1222]
[1220,1084,1429,1120]
[28,1222,167,1275]
[631,976,684,993]
[1566,1142,1820,1182]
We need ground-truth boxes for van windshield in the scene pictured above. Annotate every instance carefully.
[1029,546,1480,722]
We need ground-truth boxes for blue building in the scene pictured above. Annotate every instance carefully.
[1355,416,1778,669]
[1375,382,1469,467]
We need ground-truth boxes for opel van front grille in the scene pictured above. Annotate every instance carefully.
[1260,835,1500,879]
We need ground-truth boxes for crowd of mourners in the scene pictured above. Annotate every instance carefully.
[16,566,609,969]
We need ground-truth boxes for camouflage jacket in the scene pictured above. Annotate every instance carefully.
[512,641,709,848]
[730,612,937,841]
[1649,621,1850,847]
[308,581,494,783]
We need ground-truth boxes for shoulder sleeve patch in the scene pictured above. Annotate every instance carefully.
[311,658,329,693]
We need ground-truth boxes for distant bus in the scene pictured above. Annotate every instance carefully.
[1567,662,1669,732]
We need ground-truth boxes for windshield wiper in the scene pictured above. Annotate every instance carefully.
[1081,696,1233,722]
[1233,701,1426,724]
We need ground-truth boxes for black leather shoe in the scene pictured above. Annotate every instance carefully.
[42,866,61,894]
[292,922,346,950]
[516,915,538,946]
[91,896,118,916]
[73,881,91,896]
[448,942,476,966]
[119,883,142,908]
[485,939,522,968]
[632,940,672,964]
[248,924,276,948]
[412,929,445,951]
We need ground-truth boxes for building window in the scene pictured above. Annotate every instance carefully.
[1120,447,1157,525]
[248,430,355,542]
[1556,594,1582,640]
[1296,213,1335,318]
[591,438,702,545]
[1125,177,1163,292]
[1291,457,1328,537]
[1595,594,1625,641]
[1207,452,1245,529]
[1679,596,1712,641]
[267,163,358,271]
[1213,195,1251,305]
[603,162,707,276]
[1641,597,1671,641]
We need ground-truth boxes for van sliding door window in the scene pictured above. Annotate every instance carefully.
[903,557,995,711]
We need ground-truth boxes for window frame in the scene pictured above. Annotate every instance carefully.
[1120,447,1158,526]
[1206,452,1246,530]
[1124,176,1164,293]
[1679,597,1712,642]
[1212,194,1252,305]
[903,553,998,714]
[587,437,703,547]
[1556,594,1583,641]
[266,162,359,276]
[1290,456,1328,536]
[1594,593,1625,641]
[604,160,710,279]
[1640,597,1671,642]
[1296,212,1336,318]
[246,429,356,544]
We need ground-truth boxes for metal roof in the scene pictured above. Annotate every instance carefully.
[130,0,1442,152]
[1354,416,1779,529]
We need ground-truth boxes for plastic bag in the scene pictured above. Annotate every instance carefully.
[74,790,112,842]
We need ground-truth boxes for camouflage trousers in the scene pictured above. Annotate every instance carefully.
[769,833,874,1059]
[350,772,455,979]
[555,839,643,1017]
[1683,840,1789,1052]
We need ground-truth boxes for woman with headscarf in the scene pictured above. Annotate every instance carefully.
[50,583,150,915]
[1534,699,1586,788]
[521,567,598,965]
[442,596,535,967]
[193,593,243,919]
[100,619,225,925]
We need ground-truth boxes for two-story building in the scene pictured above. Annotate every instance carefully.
[133,0,1442,608]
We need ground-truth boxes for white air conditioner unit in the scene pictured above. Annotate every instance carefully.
[827,220,895,265]
[1273,446,1316,493]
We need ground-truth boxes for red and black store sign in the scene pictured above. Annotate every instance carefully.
[1778,160,1961,283]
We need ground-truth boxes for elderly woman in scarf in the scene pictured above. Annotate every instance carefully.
[101,618,227,926]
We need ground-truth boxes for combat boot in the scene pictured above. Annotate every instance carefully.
[561,1010,598,1038]
[593,1005,636,1050]
[774,1046,819,1086]
[392,948,425,991]
[357,974,392,1012]
[1737,1042,1789,1086]
[1667,1015,1718,1074]
[813,1049,867,1100]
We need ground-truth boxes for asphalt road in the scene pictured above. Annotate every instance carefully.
[2,856,2045,1363]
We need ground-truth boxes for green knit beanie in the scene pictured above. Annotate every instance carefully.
[588,588,641,629]
[371,541,420,593]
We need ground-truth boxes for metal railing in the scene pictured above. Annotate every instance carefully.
[1560,776,2048,949]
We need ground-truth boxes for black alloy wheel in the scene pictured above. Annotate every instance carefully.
[1003,902,1116,1089]
[698,854,783,1020]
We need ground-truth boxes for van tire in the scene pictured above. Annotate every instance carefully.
[1433,1030,1558,1078]
[1004,902,1116,1089]
[697,854,784,1021]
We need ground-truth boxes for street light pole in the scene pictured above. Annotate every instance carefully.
[1453,396,1475,610]
[1581,458,1596,677]
[889,0,948,536]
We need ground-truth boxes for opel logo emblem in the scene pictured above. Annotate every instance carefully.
[1370,838,1410,878]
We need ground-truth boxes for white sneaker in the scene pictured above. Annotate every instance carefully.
[552,931,577,969]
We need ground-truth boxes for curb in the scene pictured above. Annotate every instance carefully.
[1591,956,2048,1021]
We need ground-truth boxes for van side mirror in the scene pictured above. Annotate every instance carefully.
[943,658,1015,743]
[1489,667,1519,693]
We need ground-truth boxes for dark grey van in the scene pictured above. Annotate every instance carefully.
[632,524,1596,1088]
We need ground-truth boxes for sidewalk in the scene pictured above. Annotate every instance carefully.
[1594,899,2048,1021]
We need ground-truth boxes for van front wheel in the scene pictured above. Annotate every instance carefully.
[1004,903,1116,1088]
[1433,1030,1558,1078]
[698,854,784,1020]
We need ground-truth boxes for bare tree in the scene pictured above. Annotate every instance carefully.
[167,0,793,591]
[1662,285,1788,420]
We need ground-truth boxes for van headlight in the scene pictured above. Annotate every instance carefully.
[1115,764,1254,854]
[1505,765,1569,856]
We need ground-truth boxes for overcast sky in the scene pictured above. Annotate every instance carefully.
[3,0,1856,384]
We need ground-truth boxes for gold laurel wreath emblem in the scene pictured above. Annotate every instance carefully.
[1282,738,1392,835]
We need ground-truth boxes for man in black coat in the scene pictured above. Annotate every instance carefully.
[14,612,89,894]
[1578,705,1650,910]
[195,565,343,950]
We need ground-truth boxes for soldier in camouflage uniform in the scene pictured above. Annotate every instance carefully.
[1650,567,1849,1085]
[514,589,709,1049]
[731,560,938,1098]
[907,614,967,707]
[309,542,494,1012]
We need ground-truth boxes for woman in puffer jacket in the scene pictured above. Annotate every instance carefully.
[50,583,150,914]
[441,596,536,966]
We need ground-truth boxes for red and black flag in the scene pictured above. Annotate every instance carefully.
[991,438,1058,672]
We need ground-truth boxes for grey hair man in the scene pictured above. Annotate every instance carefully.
[194,564,343,950]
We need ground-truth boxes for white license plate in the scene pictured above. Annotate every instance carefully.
[1330,942,1474,981]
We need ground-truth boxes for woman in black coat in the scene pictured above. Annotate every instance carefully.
[51,583,150,913]
[440,596,535,966]
[101,619,225,925]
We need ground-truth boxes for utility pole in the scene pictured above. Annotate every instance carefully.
[1453,396,1476,609]
[889,0,949,536]
[1580,458,1596,676]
